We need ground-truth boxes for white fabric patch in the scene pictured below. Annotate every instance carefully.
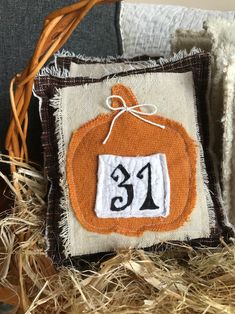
[95,154,170,219]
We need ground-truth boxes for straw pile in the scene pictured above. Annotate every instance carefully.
[0,156,235,313]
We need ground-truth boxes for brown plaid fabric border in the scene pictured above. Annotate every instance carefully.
[34,52,234,268]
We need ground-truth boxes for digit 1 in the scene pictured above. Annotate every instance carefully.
[137,162,159,210]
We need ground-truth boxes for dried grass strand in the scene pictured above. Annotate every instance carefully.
[0,157,235,313]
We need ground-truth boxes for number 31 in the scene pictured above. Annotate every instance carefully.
[110,163,159,212]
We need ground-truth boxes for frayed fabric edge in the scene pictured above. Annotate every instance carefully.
[50,88,72,257]
[191,66,216,233]
[158,47,202,66]
[37,47,203,79]
[32,84,72,256]
[222,56,235,224]
[55,49,121,63]
[55,47,202,66]
[37,64,70,79]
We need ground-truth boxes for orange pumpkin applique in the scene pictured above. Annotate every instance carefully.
[66,83,197,236]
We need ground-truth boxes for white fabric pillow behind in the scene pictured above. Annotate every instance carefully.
[120,2,235,57]
[171,19,235,226]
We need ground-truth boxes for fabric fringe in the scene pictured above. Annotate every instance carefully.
[38,48,203,79]
[50,89,72,256]
[192,79,216,230]
[37,64,70,78]
[158,48,202,66]
[55,49,120,63]
[222,56,235,224]
[55,50,162,72]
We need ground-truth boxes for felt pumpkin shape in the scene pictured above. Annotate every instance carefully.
[67,83,197,236]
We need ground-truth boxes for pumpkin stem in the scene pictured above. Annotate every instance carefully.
[111,84,139,109]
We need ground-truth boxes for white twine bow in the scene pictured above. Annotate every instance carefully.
[103,95,165,144]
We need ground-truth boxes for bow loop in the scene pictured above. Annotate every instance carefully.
[103,95,165,145]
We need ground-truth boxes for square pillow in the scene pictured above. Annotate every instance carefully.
[172,19,235,227]
[34,51,234,267]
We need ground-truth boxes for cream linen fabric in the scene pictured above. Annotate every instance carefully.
[69,60,159,78]
[52,71,212,257]
[171,19,235,225]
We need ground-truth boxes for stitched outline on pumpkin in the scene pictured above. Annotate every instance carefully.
[67,112,197,236]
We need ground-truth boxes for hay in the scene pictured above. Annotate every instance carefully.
[0,156,235,313]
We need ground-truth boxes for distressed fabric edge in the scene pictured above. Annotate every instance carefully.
[222,56,235,224]
[37,47,202,79]
[49,88,72,257]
